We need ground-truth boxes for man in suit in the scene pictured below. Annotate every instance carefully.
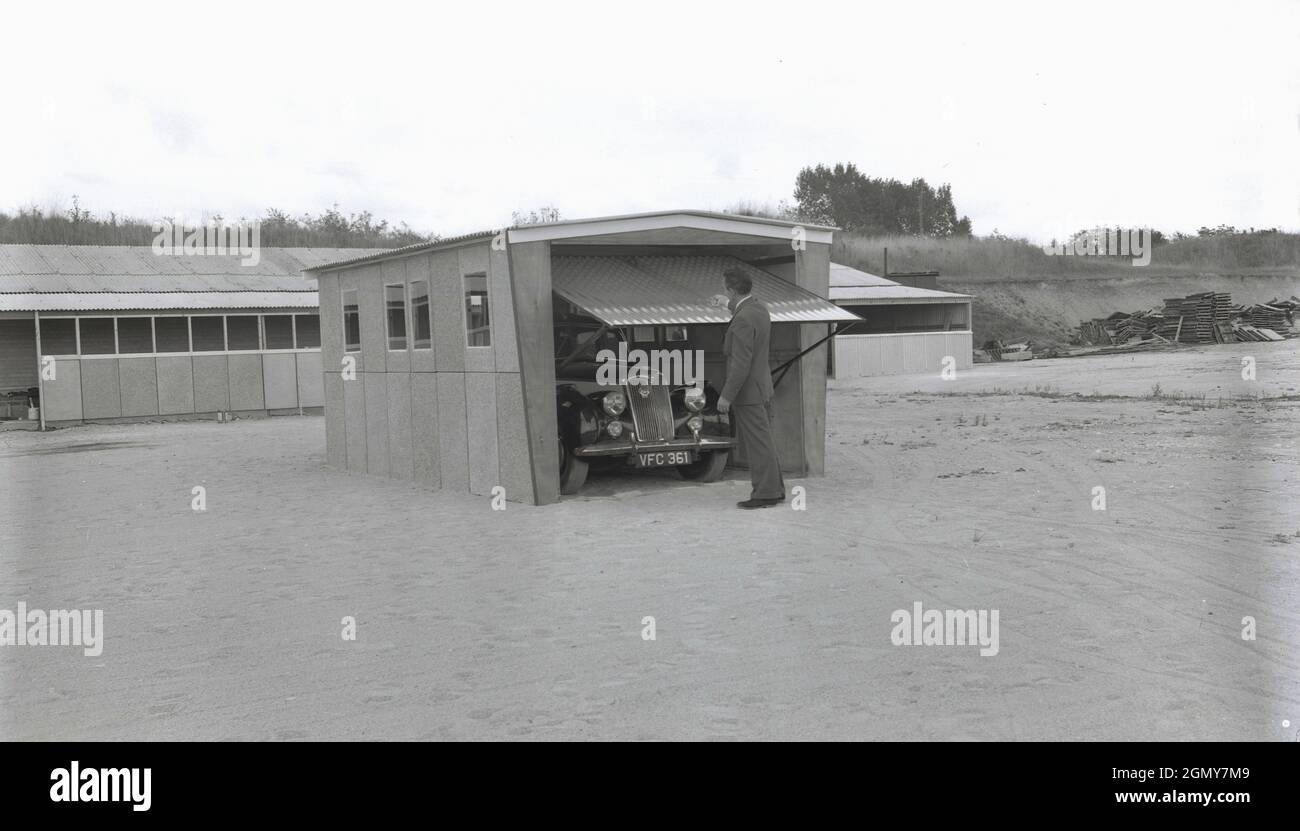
[716,267,785,509]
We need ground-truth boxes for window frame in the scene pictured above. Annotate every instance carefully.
[342,289,361,353]
[409,280,432,351]
[462,272,491,348]
[384,282,409,352]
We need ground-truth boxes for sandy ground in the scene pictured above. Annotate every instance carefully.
[2,340,1297,741]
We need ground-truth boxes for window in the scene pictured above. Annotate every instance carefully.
[343,290,360,352]
[117,317,154,353]
[155,316,190,352]
[263,315,294,349]
[463,273,490,347]
[191,316,226,351]
[226,315,260,350]
[665,325,689,342]
[294,314,320,349]
[409,282,431,350]
[632,326,655,343]
[79,318,116,354]
[385,283,407,350]
[41,318,77,355]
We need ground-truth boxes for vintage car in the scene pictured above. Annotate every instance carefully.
[554,314,732,494]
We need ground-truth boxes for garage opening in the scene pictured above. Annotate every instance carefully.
[546,254,858,493]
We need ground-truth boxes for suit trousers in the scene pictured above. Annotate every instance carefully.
[732,400,785,500]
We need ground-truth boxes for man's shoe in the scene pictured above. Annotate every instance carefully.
[737,498,782,509]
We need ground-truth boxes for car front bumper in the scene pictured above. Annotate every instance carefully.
[572,435,733,458]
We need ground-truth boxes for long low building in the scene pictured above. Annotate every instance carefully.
[824,263,973,377]
[0,245,381,424]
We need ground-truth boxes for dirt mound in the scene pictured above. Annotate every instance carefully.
[947,272,1300,347]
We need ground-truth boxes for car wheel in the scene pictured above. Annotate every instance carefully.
[677,450,729,482]
[559,443,589,494]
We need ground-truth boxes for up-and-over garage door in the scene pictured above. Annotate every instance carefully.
[550,255,860,327]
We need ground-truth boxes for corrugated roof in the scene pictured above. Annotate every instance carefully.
[0,273,316,293]
[0,245,387,284]
[0,291,319,312]
[829,284,971,303]
[825,262,972,303]
[552,255,859,326]
[829,262,898,288]
[0,245,374,311]
[305,231,499,273]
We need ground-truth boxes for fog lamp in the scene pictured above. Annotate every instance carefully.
[687,416,703,433]
[606,420,624,438]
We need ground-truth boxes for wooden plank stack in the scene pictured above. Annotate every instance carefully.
[1080,293,1298,346]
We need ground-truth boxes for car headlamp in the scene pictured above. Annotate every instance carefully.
[602,390,626,416]
[683,387,706,412]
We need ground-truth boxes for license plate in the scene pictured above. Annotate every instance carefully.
[634,449,696,468]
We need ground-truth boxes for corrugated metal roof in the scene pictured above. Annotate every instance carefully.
[0,245,388,283]
[829,284,971,303]
[0,274,318,293]
[552,255,859,326]
[829,262,898,287]
[306,231,499,272]
[0,291,319,312]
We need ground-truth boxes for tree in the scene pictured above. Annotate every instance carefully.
[792,164,972,237]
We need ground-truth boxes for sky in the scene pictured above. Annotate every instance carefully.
[4,0,1298,243]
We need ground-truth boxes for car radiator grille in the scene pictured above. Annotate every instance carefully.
[627,384,674,441]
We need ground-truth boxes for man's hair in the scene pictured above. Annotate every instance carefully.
[723,267,753,295]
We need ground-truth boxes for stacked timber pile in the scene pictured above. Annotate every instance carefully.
[1077,309,1167,346]
[1241,298,1296,336]
[1078,293,1299,346]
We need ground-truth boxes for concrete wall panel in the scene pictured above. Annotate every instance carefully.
[386,372,413,482]
[262,353,298,410]
[80,358,121,419]
[430,250,464,372]
[42,357,82,421]
[507,241,558,504]
[358,265,386,372]
[343,374,367,473]
[465,371,500,496]
[363,371,390,477]
[488,245,519,373]
[834,332,972,378]
[323,371,346,469]
[409,372,440,488]
[317,273,343,370]
[193,355,230,412]
[495,373,533,504]
[118,357,159,417]
[156,356,195,415]
[295,351,324,407]
[434,372,469,493]
[228,354,265,411]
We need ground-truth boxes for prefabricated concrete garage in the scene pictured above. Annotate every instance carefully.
[307,210,859,506]
[0,245,377,424]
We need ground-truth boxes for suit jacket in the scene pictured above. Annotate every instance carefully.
[721,296,774,405]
